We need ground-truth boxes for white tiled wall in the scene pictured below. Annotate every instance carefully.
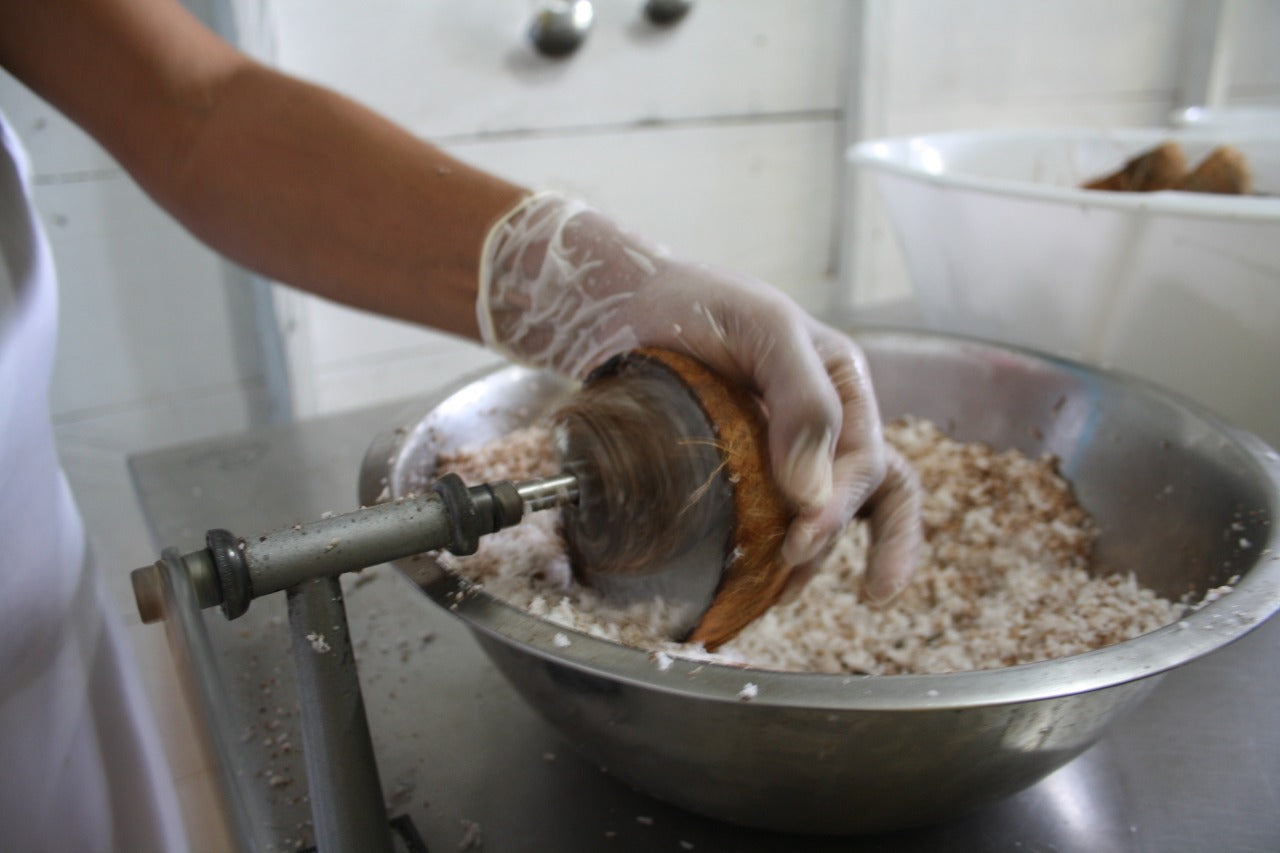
[0,0,292,457]
[1216,0,1280,102]
[269,0,844,137]
[0,72,285,454]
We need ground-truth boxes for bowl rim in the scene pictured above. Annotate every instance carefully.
[1173,105,1280,129]
[393,331,1280,713]
[848,126,1280,222]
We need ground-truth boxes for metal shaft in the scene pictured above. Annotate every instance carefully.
[515,473,579,511]
[287,577,393,853]
[237,474,578,598]
[132,472,579,623]
[243,491,472,600]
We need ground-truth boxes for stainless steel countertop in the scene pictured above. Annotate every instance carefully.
[129,389,1280,853]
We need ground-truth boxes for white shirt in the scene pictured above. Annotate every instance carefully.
[0,111,188,852]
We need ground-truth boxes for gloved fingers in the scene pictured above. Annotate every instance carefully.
[478,192,919,604]
[776,560,819,606]
[818,327,889,513]
[859,445,924,605]
[643,293,891,570]
[781,434,885,567]
[630,279,849,523]
[783,445,921,602]
[752,324,850,518]
[776,328,888,566]
[778,447,922,606]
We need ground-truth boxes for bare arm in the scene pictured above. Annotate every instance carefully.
[0,0,527,338]
[2,0,925,589]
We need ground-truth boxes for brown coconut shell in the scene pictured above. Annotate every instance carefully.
[626,348,795,650]
[1179,145,1252,195]
[1083,140,1187,192]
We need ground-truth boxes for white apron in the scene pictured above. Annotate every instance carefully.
[0,113,188,851]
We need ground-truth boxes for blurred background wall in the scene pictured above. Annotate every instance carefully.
[1,0,1276,457]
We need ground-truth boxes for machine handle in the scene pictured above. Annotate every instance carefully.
[132,473,578,623]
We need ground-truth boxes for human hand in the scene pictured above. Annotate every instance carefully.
[478,192,921,601]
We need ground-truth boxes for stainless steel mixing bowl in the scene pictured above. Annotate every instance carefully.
[359,329,1280,834]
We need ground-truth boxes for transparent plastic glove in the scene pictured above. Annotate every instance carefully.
[478,192,922,600]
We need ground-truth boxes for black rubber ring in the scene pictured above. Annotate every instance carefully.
[432,473,481,556]
[207,528,252,620]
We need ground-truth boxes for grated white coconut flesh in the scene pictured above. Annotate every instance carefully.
[432,417,1186,675]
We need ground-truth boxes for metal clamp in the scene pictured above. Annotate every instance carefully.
[207,528,252,620]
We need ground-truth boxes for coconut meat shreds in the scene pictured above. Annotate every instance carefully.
[431,417,1185,675]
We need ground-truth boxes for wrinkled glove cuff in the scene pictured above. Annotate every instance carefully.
[477,190,568,352]
[476,190,658,378]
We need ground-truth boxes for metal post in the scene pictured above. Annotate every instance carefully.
[286,577,393,853]
[129,471,579,849]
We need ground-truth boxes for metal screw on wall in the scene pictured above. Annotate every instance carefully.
[643,0,694,26]
[529,0,595,57]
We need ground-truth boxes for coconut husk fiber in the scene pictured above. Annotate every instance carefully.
[558,348,794,650]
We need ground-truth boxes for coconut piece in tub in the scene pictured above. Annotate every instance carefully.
[1179,145,1253,195]
[557,348,795,650]
[1084,140,1252,195]
[1084,140,1187,192]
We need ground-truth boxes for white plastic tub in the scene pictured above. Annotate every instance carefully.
[850,128,1280,446]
